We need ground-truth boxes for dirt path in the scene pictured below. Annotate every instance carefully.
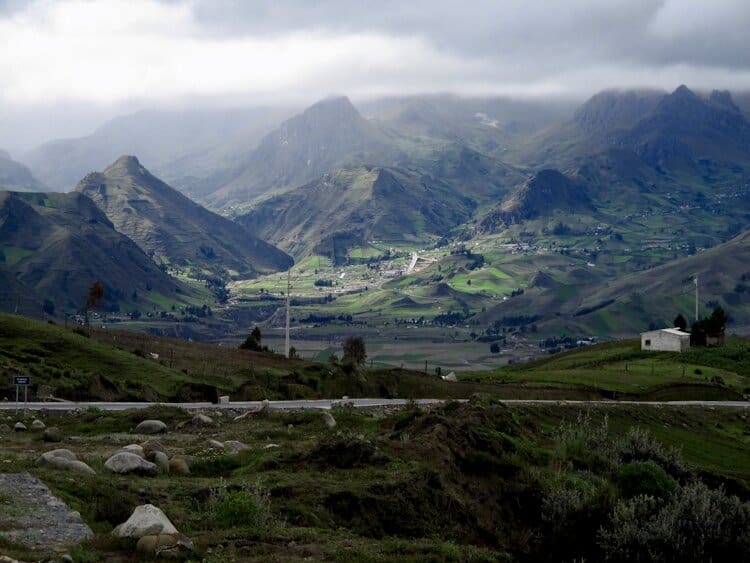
[0,472,93,553]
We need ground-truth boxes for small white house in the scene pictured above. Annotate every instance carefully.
[640,328,691,352]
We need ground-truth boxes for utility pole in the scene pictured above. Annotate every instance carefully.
[285,268,291,358]
[694,274,699,323]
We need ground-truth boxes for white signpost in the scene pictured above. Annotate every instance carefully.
[13,375,30,409]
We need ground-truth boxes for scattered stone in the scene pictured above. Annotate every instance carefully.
[206,439,224,450]
[137,532,194,557]
[112,504,178,539]
[43,427,63,442]
[263,443,279,449]
[61,555,73,563]
[36,449,96,474]
[168,457,190,475]
[141,439,166,460]
[30,419,45,430]
[0,423,10,434]
[442,372,457,382]
[191,413,214,426]
[134,420,167,434]
[218,395,230,404]
[234,399,269,421]
[104,451,158,476]
[121,444,146,458]
[322,412,337,429]
[223,440,249,454]
[14,422,27,432]
[152,451,170,473]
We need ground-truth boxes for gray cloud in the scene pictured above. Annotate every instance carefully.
[1,0,749,152]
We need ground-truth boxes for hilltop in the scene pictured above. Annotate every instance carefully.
[0,150,46,191]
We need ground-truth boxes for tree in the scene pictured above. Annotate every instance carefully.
[83,281,104,325]
[342,335,367,365]
[673,313,687,331]
[239,326,263,351]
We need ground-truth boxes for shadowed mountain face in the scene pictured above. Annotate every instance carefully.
[0,190,185,314]
[0,150,46,192]
[76,156,292,279]
[478,169,590,231]
[236,165,476,262]
[205,96,400,209]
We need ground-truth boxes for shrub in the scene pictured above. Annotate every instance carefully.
[616,427,687,479]
[203,478,270,530]
[599,482,750,562]
[615,461,676,500]
[216,491,261,528]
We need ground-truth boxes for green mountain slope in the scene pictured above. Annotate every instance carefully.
[76,156,293,279]
[0,190,187,315]
[237,165,476,261]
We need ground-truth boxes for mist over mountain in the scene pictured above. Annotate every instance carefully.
[204,96,401,209]
[22,106,296,193]
[0,150,46,192]
[75,156,292,278]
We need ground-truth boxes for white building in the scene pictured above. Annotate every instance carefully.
[640,328,691,352]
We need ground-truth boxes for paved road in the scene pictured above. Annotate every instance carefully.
[0,398,747,411]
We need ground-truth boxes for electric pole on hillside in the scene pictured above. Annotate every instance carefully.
[694,274,699,323]
[285,268,291,358]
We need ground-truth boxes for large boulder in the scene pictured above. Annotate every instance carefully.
[112,504,178,538]
[36,449,96,474]
[104,451,158,476]
[134,420,167,434]
[223,440,250,454]
[152,451,170,473]
[142,439,166,460]
[14,422,27,432]
[121,444,146,458]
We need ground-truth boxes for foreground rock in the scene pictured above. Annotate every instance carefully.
[168,457,190,475]
[323,412,337,429]
[43,426,63,442]
[112,504,178,538]
[104,451,158,476]
[121,444,146,458]
[30,419,45,430]
[14,422,27,432]
[191,413,215,426]
[36,449,96,474]
[135,420,167,434]
[137,532,195,557]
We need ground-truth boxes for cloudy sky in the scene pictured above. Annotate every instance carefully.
[1,0,749,151]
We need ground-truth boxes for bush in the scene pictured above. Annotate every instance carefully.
[614,461,676,500]
[598,482,750,562]
[216,491,261,528]
[203,479,270,530]
[616,427,687,479]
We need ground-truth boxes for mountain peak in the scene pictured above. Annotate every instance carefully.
[105,155,143,174]
[672,84,695,98]
[708,90,740,113]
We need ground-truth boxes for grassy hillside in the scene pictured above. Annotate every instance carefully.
[465,338,750,400]
[1,399,748,561]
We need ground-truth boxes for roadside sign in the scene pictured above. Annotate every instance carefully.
[13,375,30,386]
